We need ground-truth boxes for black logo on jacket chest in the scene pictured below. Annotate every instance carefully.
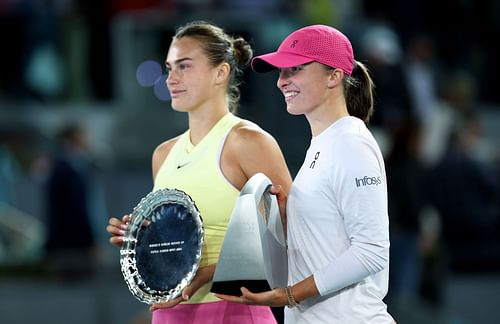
[309,152,320,169]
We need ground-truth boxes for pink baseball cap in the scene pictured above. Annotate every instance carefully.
[251,25,355,76]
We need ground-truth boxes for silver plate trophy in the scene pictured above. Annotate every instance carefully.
[211,173,288,296]
[120,188,204,304]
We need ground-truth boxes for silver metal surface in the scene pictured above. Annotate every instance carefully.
[120,188,204,304]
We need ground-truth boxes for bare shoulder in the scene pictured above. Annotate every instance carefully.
[228,119,276,147]
[223,119,291,190]
[153,136,179,157]
[152,136,180,179]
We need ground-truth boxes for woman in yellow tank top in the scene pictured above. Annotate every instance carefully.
[106,21,292,324]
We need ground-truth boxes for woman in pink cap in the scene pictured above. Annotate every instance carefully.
[216,25,395,323]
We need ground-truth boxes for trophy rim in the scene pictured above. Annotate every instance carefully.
[120,188,204,304]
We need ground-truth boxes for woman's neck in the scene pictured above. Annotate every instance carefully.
[187,100,229,145]
[306,94,349,137]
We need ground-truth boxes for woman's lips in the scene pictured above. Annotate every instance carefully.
[284,91,299,102]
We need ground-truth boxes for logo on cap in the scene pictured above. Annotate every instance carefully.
[291,40,299,48]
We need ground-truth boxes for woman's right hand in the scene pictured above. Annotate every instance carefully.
[149,264,216,311]
[106,214,131,248]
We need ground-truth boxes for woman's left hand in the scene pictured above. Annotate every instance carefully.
[215,287,287,307]
[269,184,288,233]
[149,264,216,311]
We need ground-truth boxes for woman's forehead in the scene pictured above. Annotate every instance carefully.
[166,37,205,63]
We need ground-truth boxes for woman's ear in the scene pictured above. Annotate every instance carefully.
[215,62,231,85]
[327,69,344,89]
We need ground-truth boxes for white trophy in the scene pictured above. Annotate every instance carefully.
[211,173,288,295]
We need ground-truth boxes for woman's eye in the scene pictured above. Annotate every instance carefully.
[284,66,304,75]
[279,67,301,75]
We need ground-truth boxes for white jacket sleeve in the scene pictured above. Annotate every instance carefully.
[313,133,390,296]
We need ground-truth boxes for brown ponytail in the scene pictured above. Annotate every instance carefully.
[343,61,375,123]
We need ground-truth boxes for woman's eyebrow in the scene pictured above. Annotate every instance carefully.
[165,57,193,67]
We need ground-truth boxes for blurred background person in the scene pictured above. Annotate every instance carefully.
[44,123,104,280]
[0,132,22,206]
[429,109,500,273]
[357,23,413,135]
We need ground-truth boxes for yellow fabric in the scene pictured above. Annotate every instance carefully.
[153,113,241,303]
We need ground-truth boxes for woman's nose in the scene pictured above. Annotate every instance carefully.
[277,71,290,89]
[166,71,178,86]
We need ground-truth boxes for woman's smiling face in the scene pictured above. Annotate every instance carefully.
[276,62,332,116]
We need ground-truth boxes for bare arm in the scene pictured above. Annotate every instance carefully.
[221,121,292,220]
[215,275,320,307]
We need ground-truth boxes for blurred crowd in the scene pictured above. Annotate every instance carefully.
[1,0,499,323]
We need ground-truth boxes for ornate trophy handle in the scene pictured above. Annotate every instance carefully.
[242,173,285,244]
[241,172,272,206]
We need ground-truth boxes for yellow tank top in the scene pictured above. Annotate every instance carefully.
[153,113,241,303]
